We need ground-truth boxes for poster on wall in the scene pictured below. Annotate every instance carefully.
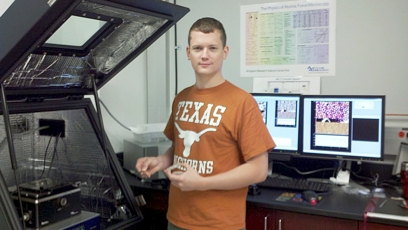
[240,0,336,77]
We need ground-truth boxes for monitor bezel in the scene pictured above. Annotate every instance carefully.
[299,94,385,162]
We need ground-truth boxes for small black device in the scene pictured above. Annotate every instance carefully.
[248,184,260,196]
[11,178,81,229]
[303,190,318,205]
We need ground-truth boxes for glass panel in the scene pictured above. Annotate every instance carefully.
[3,1,168,90]
[45,16,106,47]
[0,107,140,229]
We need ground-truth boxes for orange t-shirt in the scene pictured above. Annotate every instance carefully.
[164,81,275,230]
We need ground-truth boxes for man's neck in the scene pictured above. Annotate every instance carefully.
[195,74,225,89]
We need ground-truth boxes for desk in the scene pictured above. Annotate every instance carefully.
[246,185,408,230]
[125,172,408,229]
[247,185,368,221]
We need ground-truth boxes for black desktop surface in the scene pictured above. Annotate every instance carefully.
[246,185,369,221]
[125,170,408,228]
[246,184,408,228]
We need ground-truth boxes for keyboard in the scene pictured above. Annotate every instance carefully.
[257,177,332,193]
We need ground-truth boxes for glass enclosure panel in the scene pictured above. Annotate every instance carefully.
[45,16,106,47]
[3,1,167,89]
[0,105,138,229]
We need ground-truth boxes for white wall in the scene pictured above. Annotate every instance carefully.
[100,6,177,153]
[102,0,408,155]
[321,0,408,115]
[98,55,148,153]
[2,0,408,154]
[173,0,408,160]
[98,33,173,153]
[175,0,408,116]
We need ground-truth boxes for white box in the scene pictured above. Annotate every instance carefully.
[129,123,168,143]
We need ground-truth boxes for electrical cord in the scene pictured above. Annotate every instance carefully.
[99,99,130,131]
[38,135,54,179]
[274,161,337,176]
[47,133,65,179]
[350,169,402,192]
[350,170,375,182]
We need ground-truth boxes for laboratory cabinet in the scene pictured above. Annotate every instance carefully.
[275,210,358,230]
[246,208,358,230]
[246,206,275,230]
[246,207,408,230]
[358,222,408,230]
[127,174,408,230]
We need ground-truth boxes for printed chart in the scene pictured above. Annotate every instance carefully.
[240,0,336,77]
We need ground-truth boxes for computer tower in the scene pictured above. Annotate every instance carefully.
[0,1,189,229]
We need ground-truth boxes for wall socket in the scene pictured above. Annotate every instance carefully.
[39,119,65,137]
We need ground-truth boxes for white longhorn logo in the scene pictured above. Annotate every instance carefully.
[175,122,216,157]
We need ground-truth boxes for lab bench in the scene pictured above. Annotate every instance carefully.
[125,172,408,230]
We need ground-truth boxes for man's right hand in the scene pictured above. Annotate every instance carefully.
[135,157,161,178]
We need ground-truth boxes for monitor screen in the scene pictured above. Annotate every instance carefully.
[300,95,385,161]
[251,93,301,154]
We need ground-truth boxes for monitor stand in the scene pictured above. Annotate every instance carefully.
[330,160,351,185]
[267,161,292,179]
[267,153,293,178]
[268,161,273,176]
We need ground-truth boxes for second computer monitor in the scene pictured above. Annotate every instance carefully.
[251,93,301,154]
[300,95,385,161]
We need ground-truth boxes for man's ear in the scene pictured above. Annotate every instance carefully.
[223,45,229,60]
[186,46,191,60]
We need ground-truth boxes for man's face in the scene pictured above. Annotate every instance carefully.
[187,30,229,77]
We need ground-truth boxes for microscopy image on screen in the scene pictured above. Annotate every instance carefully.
[257,101,268,124]
[275,100,297,127]
[310,101,351,152]
[314,101,350,135]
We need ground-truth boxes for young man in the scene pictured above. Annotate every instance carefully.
[136,17,275,230]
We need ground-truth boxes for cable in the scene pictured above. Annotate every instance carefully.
[274,161,337,176]
[47,133,63,178]
[38,135,53,179]
[174,0,178,95]
[373,173,380,187]
[99,99,130,131]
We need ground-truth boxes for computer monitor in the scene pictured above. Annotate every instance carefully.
[300,95,385,162]
[251,93,301,155]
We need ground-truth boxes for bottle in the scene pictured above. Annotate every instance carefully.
[401,161,408,199]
